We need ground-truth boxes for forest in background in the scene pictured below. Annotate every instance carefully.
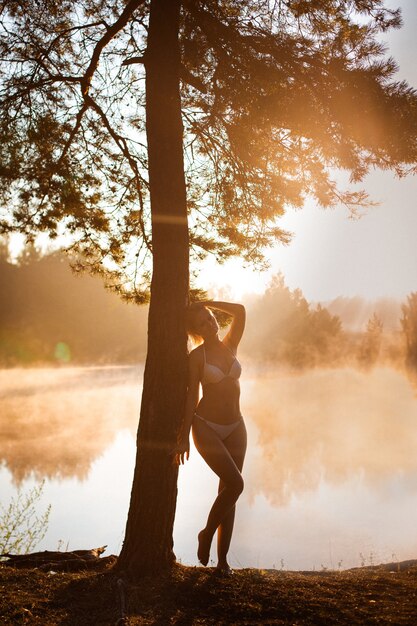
[1,244,416,372]
[0,244,148,365]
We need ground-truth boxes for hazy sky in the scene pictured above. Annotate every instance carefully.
[201,0,417,303]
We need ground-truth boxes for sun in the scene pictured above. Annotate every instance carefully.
[197,256,273,301]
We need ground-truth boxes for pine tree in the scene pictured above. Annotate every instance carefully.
[358,312,384,368]
[401,293,417,368]
[1,0,416,575]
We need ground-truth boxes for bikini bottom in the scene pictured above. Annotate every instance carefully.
[194,413,243,441]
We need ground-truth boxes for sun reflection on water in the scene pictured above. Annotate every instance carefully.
[1,364,417,569]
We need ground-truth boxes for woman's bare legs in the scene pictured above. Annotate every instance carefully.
[192,418,247,568]
[217,422,247,569]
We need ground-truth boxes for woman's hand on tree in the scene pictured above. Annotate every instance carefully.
[172,437,190,465]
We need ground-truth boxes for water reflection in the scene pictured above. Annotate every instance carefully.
[2,365,417,494]
[242,366,417,505]
[239,365,417,568]
[2,364,417,569]
[0,366,141,482]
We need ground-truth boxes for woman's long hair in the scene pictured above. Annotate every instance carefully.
[185,302,206,350]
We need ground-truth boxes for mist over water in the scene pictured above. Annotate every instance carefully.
[0,366,142,482]
[243,366,417,504]
[1,363,417,569]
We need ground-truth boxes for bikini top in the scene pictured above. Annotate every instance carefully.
[201,344,242,386]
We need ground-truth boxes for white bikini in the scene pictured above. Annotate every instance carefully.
[194,344,243,440]
[200,345,242,385]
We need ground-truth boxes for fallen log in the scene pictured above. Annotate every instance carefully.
[0,546,116,571]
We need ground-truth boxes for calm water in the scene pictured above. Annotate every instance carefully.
[1,364,417,570]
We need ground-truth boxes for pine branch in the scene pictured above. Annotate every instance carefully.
[122,55,207,93]
[80,0,147,97]
[83,93,151,251]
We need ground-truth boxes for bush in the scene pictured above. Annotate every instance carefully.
[0,481,51,556]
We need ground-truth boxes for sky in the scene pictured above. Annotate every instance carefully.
[200,0,417,304]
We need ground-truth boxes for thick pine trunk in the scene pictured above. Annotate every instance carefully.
[117,0,189,576]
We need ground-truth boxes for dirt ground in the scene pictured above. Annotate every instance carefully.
[1,559,417,625]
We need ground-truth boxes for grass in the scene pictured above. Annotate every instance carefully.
[2,559,417,625]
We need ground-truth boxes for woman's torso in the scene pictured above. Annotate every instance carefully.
[196,342,242,424]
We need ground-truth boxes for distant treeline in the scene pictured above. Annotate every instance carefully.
[1,246,416,370]
[242,275,344,368]
[241,275,404,370]
[0,246,148,365]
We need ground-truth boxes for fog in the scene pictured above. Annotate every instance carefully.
[0,249,411,375]
[325,296,402,332]
[2,364,417,498]
[0,366,141,483]
[243,366,417,505]
[2,363,417,568]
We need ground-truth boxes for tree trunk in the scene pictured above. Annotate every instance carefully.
[117,0,189,576]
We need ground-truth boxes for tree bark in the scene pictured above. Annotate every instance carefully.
[117,0,189,576]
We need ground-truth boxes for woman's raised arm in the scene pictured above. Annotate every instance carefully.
[203,301,246,350]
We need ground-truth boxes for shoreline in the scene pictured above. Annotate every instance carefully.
[2,559,417,625]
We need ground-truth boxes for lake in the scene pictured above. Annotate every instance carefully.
[1,364,417,570]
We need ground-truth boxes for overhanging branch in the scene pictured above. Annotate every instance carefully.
[81,0,147,97]
[122,55,207,93]
[83,94,151,251]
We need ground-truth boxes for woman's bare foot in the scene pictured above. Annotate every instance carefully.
[197,529,211,566]
[214,562,233,576]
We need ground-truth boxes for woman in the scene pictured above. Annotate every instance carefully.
[174,300,247,574]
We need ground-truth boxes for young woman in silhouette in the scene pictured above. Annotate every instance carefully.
[174,301,247,574]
